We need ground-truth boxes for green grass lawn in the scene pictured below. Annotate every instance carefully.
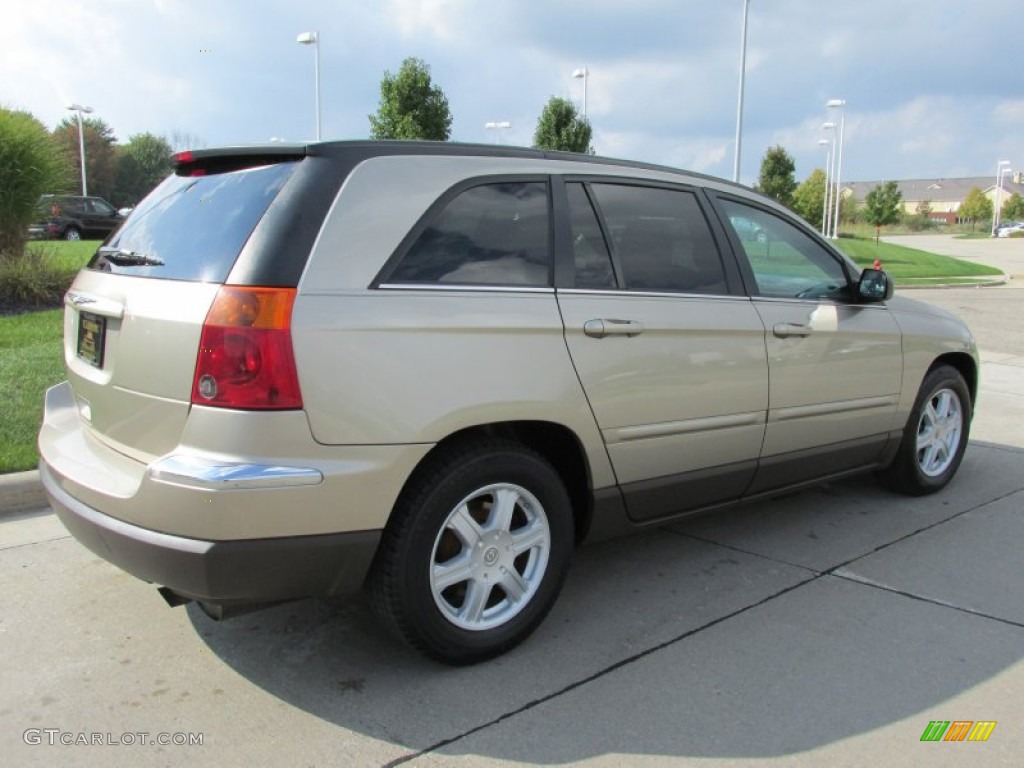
[834,238,1001,279]
[0,309,64,473]
[0,240,98,473]
[26,238,100,268]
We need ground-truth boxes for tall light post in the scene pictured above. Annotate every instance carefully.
[572,67,589,118]
[66,104,93,196]
[485,121,511,144]
[992,160,1011,235]
[827,98,846,239]
[822,122,837,238]
[819,139,832,236]
[296,31,321,141]
[733,0,751,183]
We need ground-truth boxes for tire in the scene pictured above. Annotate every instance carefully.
[880,365,971,495]
[368,439,573,665]
[63,227,81,241]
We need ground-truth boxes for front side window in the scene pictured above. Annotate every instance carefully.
[588,184,727,295]
[719,198,851,300]
[389,181,551,287]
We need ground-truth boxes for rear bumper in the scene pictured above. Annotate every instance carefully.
[40,461,381,604]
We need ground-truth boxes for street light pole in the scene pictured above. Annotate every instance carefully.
[572,67,589,119]
[484,121,511,144]
[827,99,846,239]
[992,160,1011,235]
[296,31,321,141]
[819,139,832,237]
[822,122,837,238]
[66,104,94,196]
[733,0,750,183]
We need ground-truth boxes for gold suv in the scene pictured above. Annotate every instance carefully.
[38,142,978,664]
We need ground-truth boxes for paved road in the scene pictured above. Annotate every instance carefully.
[884,232,1024,278]
[2,242,1022,766]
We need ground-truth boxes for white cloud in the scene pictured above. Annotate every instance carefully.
[383,0,471,40]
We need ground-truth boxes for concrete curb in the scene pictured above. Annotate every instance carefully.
[0,470,48,518]
[896,274,1010,290]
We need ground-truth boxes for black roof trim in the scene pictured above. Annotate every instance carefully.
[177,140,749,194]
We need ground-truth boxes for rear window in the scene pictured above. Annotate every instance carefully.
[87,161,298,282]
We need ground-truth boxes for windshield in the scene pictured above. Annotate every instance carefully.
[87,161,298,282]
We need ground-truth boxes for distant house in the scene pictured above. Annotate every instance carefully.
[842,174,1024,223]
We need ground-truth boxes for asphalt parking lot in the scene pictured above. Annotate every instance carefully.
[1,235,1021,767]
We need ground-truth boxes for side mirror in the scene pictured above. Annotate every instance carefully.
[858,268,893,302]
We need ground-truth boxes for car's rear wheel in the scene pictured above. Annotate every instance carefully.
[63,227,81,241]
[369,439,573,665]
[880,365,971,495]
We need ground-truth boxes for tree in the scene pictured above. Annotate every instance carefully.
[791,168,827,226]
[907,199,935,232]
[863,181,903,241]
[755,145,797,207]
[369,57,452,141]
[532,96,592,153]
[165,129,206,153]
[113,133,173,207]
[958,187,992,231]
[1001,192,1024,222]
[52,116,119,201]
[840,194,860,226]
[0,107,71,256]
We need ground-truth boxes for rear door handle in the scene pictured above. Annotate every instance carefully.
[584,319,645,338]
[773,322,812,338]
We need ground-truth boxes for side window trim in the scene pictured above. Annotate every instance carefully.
[578,182,626,289]
[560,175,742,296]
[372,174,553,289]
[705,191,857,300]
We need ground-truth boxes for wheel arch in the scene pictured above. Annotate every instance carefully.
[396,420,596,544]
[929,352,978,411]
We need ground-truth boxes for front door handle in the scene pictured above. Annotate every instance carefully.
[773,322,812,338]
[584,319,645,338]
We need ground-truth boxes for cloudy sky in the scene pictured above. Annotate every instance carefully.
[2,0,1021,186]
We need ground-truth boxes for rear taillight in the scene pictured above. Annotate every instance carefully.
[191,287,302,410]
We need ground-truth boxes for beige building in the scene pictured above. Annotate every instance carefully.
[843,174,1024,223]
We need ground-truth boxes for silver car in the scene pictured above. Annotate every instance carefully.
[38,142,978,664]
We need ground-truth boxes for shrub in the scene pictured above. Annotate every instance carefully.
[0,107,71,257]
[0,245,76,312]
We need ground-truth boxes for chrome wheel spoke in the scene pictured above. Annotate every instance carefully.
[448,504,483,548]
[499,568,529,603]
[510,523,547,556]
[460,580,491,624]
[432,556,475,593]
[490,487,520,533]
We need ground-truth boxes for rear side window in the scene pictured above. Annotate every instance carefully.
[388,181,551,287]
[589,184,727,295]
[88,161,298,282]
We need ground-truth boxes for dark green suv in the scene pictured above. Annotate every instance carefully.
[28,195,124,241]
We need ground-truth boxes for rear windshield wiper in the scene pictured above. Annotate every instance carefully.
[97,246,165,267]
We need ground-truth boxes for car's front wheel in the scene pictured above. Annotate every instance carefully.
[369,439,573,665]
[63,227,81,241]
[880,365,971,495]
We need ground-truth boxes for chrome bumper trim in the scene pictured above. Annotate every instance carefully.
[149,455,323,491]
